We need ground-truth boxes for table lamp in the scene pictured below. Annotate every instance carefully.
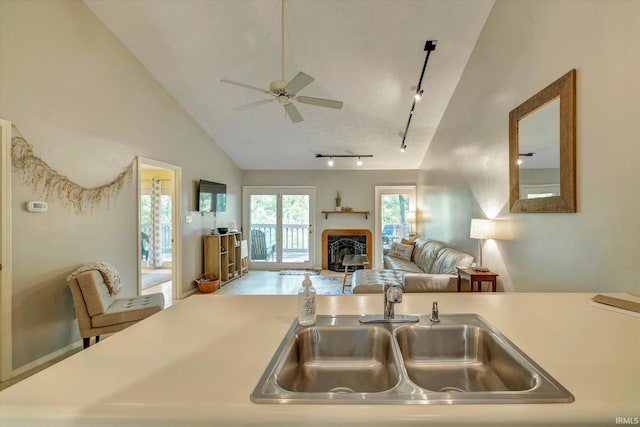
[469,218,496,271]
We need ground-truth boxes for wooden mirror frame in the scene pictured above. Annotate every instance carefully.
[509,69,576,213]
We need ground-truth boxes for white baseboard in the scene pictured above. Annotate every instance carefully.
[11,340,83,379]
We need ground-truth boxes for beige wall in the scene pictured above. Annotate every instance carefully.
[0,0,242,369]
[418,0,640,292]
[242,170,418,268]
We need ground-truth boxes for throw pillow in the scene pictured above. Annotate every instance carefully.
[388,242,414,261]
[401,238,416,246]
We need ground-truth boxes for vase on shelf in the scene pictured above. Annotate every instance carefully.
[335,191,342,211]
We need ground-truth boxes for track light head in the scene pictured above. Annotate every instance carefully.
[414,89,424,102]
[328,157,334,167]
[357,157,363,166]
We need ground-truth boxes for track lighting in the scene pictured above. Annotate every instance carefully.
[399,40,437,152]
[316,154,373,167]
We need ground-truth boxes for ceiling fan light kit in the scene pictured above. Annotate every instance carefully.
[220,0,343,124]
[400,40,438,152]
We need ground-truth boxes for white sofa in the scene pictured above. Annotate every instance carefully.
[351,237,474,293]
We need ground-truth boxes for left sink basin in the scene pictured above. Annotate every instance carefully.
[252,316,402,402]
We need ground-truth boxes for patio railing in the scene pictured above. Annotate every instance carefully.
[250,224,309,258]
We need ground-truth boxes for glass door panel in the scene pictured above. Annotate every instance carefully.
[282,194,310,263]
[376,188,414,268]
[381,193,410,252]
[249,194,277,263]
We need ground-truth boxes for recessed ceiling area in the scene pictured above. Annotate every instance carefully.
[84,0,494,170]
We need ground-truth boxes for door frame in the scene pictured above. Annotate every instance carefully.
[136,157,182,300]
[242,186,316,270]
[0,119,12,381]
[374,185,416,269]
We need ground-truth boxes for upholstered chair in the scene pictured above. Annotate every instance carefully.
[67,264,164,348]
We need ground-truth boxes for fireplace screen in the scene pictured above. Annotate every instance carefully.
[327,235,367,272]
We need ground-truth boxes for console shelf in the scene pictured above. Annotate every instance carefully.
[321,210,371,220]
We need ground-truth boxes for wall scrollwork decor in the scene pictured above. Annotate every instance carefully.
[11,126,134,214]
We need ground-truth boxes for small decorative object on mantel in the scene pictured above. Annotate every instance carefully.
[335,191,342,211]
[342,206,353,212]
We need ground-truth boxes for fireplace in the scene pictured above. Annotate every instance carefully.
[322,229,372,272]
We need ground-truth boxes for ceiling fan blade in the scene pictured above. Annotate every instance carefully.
[296,96,344,110]
[285,72,314,94]
[284,102,303,123]
[233,99,275,111]
[220,79,271,94]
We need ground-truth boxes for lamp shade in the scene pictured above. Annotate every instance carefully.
[406,211,416,223]
[469,219,496,240]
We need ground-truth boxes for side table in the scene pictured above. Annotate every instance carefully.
[457,267,498,292]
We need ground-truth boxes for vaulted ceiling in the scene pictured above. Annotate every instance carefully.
[84,0,494,170]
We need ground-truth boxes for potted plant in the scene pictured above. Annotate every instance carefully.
[335,191,342,211]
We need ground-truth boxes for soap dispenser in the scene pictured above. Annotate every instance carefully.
[298,273,317,325]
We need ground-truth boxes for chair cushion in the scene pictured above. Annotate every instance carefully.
[77,270,115,317]
[430,247,474,274]
[91,293,164,328]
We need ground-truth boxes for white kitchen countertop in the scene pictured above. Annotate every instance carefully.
[1,292,638,426]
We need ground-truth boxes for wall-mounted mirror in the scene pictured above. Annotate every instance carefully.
[509,69,576,213]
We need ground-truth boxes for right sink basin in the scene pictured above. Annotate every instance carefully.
[395,323,537,393]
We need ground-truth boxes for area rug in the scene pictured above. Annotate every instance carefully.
[279,269,321,276]
[313,276,351,295]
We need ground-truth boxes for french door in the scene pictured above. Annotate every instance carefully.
[243,187,315,270]
[374,186,416,268]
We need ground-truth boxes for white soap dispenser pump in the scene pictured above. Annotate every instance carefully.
[298,273,317,325]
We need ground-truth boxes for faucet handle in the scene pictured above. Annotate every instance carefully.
[430,300,440,323]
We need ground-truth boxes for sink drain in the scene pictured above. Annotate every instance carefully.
[329,386,356,393]
[438,386,466,393]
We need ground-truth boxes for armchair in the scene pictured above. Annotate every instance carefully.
[67,263,164,348]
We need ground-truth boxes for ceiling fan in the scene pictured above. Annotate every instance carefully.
[220,0,343,123]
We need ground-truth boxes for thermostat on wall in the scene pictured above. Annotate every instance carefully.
[26,201,48,212]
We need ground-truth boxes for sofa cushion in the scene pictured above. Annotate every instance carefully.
[412,239,445,272]
[351,269,405,294]
[387,241,414,261]
[91,293,164,328]
[430,247,474,275]
[402,273,458,292]
[77,270,115,317]
[383,255,424,273]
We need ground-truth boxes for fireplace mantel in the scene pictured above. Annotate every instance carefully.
[321,229,372,271]
[321,210,371,220]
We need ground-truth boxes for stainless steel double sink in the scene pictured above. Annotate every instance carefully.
[251,314,574,404]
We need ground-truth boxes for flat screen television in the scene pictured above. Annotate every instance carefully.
[198,179,226,212]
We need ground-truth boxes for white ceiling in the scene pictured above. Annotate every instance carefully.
[84,0,494,170]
